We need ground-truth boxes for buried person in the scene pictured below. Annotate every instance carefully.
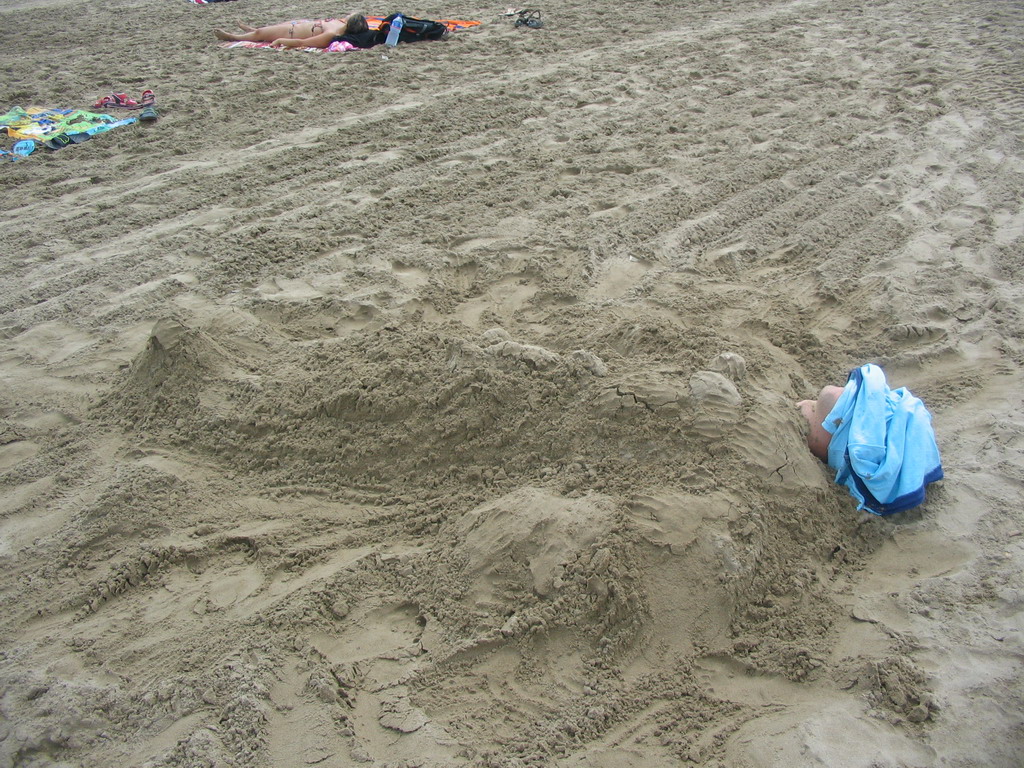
[213,14,378,49]
[797,364,944,516]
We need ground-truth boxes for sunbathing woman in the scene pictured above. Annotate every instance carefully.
[213,14,372,48]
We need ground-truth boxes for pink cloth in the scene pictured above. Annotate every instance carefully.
[325,40,360,52]
[221,39,360,52]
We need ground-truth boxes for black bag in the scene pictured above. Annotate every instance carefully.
[380,13,450,43]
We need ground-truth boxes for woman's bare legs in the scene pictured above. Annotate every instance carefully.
[212,21,325,42]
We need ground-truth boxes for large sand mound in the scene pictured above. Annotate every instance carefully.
[1,0,1022,766]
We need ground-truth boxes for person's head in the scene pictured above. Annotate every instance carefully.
[797,385,844,462]
[345,13,369,34]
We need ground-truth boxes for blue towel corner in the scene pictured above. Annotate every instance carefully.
[823,364,943,515]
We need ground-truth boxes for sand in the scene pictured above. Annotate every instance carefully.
[1,0,1022,765]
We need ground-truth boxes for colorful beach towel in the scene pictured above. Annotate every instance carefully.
[824,363,944,515]
[1,106,137,141]
[220,16,480,51]
[1,106,138,158]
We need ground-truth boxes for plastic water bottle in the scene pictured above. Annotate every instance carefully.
[385,14,404,48]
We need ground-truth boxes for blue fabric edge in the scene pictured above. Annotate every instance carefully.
[853,462,945,516]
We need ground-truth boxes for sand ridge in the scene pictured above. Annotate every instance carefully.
[1,0,1023,765]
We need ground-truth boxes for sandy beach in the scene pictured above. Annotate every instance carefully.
[1,0,1022,765]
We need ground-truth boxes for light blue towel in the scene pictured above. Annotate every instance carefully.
[823,364,943,515]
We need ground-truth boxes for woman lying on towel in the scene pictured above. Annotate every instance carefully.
[213,14,378,49]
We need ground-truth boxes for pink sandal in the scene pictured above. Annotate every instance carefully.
[140,89,156,107]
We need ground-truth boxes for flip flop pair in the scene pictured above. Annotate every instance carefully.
[92,92,139,109]
[514,9,543,28]
[136,89,159,121]
[91,89,157,110]
[45,133,92,150]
